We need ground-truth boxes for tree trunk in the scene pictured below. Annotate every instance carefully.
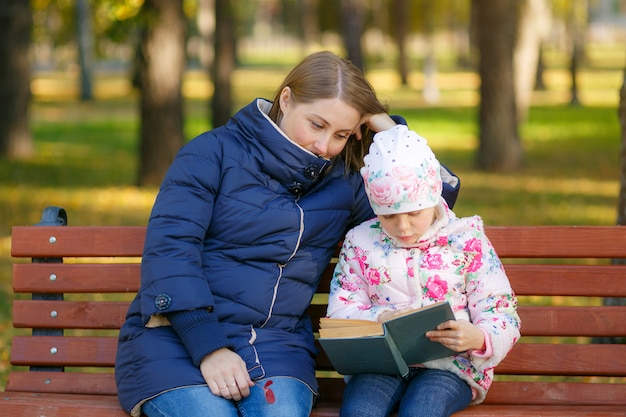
[514,0,550,122]
[137,0,186,187]
[77,0,94,101]
[301,0,320,52]
[0,0,32,158]
[534,44,546,91]
[197,0,215,72]
[568,0,587,107]
[211,0,236,128]
[391,0,408,85]
[473,0,522,172]
[421,1,439,103]
[340,0,365,72]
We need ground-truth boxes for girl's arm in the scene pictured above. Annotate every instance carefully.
[464,228,521,363]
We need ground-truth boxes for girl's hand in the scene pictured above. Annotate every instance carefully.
[425,319,485,352]
[200,347,254,401]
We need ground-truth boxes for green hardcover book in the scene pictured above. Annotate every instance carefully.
[319,301,457,377]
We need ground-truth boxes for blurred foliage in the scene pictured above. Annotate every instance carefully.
[29,0,623,70]
[0,41,624,389]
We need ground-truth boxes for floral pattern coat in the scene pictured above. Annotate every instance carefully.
[327,202,521,404]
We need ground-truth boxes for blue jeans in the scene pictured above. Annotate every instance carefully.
[340,368,472,417]
[142,377,313,417]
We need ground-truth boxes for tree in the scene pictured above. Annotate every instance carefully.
[76,0,94,101]
[514,0,551,122]
[420,0,439,103]
[391,0,409,85]
[137,0,186,187]
[211,0,236,128]
[567,0,587,106]
[301,0,320,52]
[0,0,32,158]
[197,0,215,72]
[340,0,365,72]
[472,0,522,172]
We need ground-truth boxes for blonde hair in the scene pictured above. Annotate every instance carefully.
[268,51,388,172]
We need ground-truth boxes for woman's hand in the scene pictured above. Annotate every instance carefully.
[425,319,485,353]
[200,347,254,401]
[354,113,397,140]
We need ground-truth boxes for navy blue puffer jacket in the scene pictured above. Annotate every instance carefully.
[115,99,460,415]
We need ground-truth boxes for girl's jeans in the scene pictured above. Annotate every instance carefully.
[340,368,472,417]
[142,377,313,417]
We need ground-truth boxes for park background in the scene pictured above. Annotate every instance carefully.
[1,0,626,389]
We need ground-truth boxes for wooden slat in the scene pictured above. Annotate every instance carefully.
[317,263,626,297]
[481,381,626,406]
[11,225,626,259]
[485,225,626,258]
[497,344,626,376]
[314,343,626,377]
[506,264,626,297]
[16,335,624,378]
[11,226,146,258]
[47,300,626,340]
[13,263,140,293]
[318,264,626,298]
[10,336,117,367]
[0,392,129,417]
[4,390,622,417]
[310,404,626,417]
[12,300,129,329]
[515,306,626,337]
[5,372,117,395]
[455,405,626,416]
[31,300,626,337]
[314,379,626,407]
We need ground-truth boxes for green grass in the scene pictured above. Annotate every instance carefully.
[0,51,624,388]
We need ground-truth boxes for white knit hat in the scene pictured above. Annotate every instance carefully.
[361,125,442,215]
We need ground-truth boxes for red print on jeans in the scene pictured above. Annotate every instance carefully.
[263,380,276,404]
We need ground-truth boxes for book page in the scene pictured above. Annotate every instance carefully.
[318,322,384,338]
[319,317,376,328]
[382,301,448,323]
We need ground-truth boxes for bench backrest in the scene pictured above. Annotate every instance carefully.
[8,212,626,406]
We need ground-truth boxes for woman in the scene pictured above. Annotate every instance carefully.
[115,51,460,417]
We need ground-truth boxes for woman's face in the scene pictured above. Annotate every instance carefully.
[278,87,361,159]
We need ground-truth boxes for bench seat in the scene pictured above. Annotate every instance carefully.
[1,207,625,416]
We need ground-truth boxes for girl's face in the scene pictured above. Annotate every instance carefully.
[378,207,437,244]
[278,87,361,159]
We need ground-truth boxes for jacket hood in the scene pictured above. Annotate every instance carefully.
[382,200,479,250]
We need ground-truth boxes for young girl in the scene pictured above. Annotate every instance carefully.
[327,121,520,417]
[114,51,461,417]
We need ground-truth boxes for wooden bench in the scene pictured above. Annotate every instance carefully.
[1,206,625,416]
